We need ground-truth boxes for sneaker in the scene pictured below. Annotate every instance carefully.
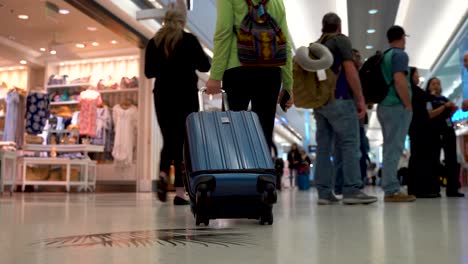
[343,191,378,205]
[318,194,340,205]
[156,177,168,202]
[384,192,416,203]
[174,196,190,205]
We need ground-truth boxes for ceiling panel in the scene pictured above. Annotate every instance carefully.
[347,0,400,60]
[0,0,135,63]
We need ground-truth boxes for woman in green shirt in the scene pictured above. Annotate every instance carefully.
[205,0,293,150]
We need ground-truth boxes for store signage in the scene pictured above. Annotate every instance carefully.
[452,109,468,122]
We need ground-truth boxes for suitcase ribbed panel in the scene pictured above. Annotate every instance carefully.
[186,111,274,173]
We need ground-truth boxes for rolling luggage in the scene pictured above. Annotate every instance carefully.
[183,89,277,226]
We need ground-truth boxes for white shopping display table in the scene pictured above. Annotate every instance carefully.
[19,144,103,192]
[0,150,17,195]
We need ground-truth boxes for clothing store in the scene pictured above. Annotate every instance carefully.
[0,0,158,194]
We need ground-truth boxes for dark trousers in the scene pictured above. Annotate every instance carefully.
[437,128,460,193]
[222,67,282,150]
[154,90,198,188]
[408,131,440,195]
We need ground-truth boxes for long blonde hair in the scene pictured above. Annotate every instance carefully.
[154,9,186,58]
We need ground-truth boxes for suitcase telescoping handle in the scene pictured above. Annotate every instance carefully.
[198,87,230,112]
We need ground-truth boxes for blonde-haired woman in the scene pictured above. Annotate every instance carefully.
[145,8,211,205]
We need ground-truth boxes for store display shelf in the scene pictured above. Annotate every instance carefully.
[23,144,104,153]
[47,83,92,89]
[99,88,139,94]
[50,101,79,106]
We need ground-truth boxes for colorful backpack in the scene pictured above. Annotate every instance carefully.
[235,0,288,67]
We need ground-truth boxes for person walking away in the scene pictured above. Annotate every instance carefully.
[145,9,211,205]
[205,0,294,151]
[313,13,377,205]
[287,143,301,188]
[426,77,465,197]
[407,67,441,198]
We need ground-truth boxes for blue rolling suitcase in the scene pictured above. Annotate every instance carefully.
[183,90,277,226]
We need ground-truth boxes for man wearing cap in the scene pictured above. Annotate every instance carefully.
[377,25,416,202]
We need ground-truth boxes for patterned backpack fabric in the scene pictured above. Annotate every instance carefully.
[235,0,288,67]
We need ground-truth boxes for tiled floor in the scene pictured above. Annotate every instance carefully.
[1,187,467,264]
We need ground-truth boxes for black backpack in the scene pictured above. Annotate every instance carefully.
[359,49,394,104]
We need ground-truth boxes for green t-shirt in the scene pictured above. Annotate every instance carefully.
[380,48,412,106]
[210,0,293,92]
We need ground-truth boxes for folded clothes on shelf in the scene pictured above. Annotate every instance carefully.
[97,76,119,90]
[120,77,139,89]
[48,75,68,85]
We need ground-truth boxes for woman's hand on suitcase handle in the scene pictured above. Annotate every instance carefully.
[206,79,222,95]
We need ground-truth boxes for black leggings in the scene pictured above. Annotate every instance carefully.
[154,91,198,188]
[437,128,460,192]
[222,67,282,150]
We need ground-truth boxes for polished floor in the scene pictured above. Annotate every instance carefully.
[1,187,468,264]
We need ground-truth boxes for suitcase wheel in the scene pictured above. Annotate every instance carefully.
[261,183,277,205]
[195,185,211,226]
[195,214,210,226]
[259,206,273,225]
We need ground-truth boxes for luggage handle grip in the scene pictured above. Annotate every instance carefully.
[198,87,230,112]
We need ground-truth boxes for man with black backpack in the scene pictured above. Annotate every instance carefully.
[377,26,416,202]
[313,13,377,205]
[205,0,293,151]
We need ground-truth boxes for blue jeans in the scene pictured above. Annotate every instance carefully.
[315,100,362,198]
[377,104,412,195]
[334,125,368,194]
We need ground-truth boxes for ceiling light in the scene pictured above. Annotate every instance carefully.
[18,14,29,20]
[50,50,57,55]
[87,26,97,31]
[111,40,118,45]
[365,45,374,50]
[19,66,25,70]
[40,48,46,52]
[76,43,86,48]
[8,67,13,70]
[20,60,27,65]
[368,9,378,15]
[59,63,65,66]
[58,9,70,15]
[92,42,99,47]
[367,29,376,34]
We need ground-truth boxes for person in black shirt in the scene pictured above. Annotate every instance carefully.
[426,77,465,197]
[407,67,440,198]
[145,9,211,205]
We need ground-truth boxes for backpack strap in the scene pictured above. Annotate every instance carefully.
[381,48,396,87]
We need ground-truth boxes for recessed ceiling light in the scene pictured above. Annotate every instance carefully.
[91,42,99,47]
[76,43,86,48]
[50,50,57,55]
[111,40,118,44]
[366,45,374,50]
[18,14,29,20]
[367,29,376,34]
[19,66,25,70]
[87,26,97,31]
[20,60,27,65]
[40,48,46,52]
[368,9,378,15]
[58,9,70,15]
[60,62,65,66]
